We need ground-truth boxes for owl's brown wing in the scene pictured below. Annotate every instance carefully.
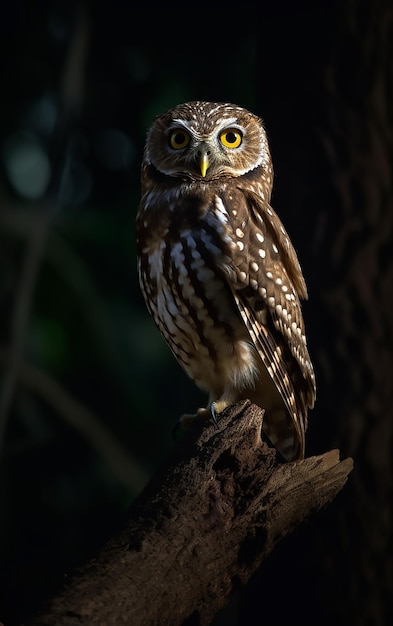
[218,187,316,436]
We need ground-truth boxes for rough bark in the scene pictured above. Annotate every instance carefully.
[26,402,353,626]
[252,3,393,625]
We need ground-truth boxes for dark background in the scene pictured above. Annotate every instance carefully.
[0,1,392,625]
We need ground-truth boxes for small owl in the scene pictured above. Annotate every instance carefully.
[136,101,316,460]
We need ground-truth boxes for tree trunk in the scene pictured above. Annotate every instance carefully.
[250,2,393,625]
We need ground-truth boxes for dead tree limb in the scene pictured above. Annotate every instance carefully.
[27,401,353,626]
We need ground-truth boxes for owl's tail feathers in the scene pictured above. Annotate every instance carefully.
[263,408,305,461]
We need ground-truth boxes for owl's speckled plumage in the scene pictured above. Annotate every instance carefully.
[136,101,316,460]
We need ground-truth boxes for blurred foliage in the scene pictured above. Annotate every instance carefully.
[0,1,267,621]
[0,0,338,626]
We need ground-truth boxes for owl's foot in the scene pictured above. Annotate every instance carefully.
[179,404,219,427]
[198,403,219,427]
[173,403,222,440]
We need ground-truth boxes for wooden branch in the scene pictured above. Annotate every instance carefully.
[27,401,353,626]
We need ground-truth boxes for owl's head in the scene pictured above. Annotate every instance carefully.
[144,101,272,181]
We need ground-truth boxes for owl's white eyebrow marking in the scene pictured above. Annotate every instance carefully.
[214,116,238,127]
[171,119,195,133]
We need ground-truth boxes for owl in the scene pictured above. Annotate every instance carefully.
[136,101,316,461]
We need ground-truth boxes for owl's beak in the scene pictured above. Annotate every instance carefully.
[199,152,210,177]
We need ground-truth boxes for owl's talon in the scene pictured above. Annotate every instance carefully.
[210,403,219,429]
[197,405,219,428]
[172,405,219,440]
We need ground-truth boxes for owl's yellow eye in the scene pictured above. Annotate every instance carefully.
[219,128,242,149]
[169,129,190,150]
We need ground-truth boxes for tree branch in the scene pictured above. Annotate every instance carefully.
[27,401,353,626]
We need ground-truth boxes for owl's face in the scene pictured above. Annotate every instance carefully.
[144,101,271,181]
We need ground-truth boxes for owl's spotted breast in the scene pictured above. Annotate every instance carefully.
[137,187,258,397]
[136,101,316,460]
